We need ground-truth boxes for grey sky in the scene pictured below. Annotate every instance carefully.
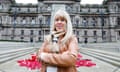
[15,0,104,4]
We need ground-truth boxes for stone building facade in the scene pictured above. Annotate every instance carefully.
[0,0,120,43]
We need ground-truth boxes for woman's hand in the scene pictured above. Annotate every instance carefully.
[36,50,42,62]
[36,50,46,62]
[39,52,47,60]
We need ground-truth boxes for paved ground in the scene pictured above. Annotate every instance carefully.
[0,53,39,72]
[0,42,119,72]
[0,52,118,72]
[77,54,118,72]
[79,42,120,53]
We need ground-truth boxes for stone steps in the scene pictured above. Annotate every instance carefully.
[0,47,37,64]
[79,47,120,72]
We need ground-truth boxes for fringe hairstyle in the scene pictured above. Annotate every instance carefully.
[49,9,73,44]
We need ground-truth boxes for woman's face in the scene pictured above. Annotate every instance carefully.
[54,16,67,32]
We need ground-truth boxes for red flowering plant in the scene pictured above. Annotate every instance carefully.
[76,53,96,67]
[17,54,41,70]
[17,53,96,70]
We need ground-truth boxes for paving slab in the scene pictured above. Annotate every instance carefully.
[0,42,119,72]
[0,53,40,72]
[0,53,118,72]
[77,54,117,72]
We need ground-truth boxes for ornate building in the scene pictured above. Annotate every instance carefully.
[0,0,120,43]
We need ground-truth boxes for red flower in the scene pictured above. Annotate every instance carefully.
[17,54,41,70]
[77,53,82,59]
[76,59,96,67]
[17,53,96,70]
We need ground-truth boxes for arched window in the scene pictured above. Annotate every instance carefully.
[66,6,71,12]
[30,30,34,35]
[30,37,33,42]
[39,15,43,25]
[101,18,104,26]
[31,17,35,24]
[91,18,96,26]
[117,17,120,25]
[82,18,88,27]
[76,6,79,12]
[0,16,2,24]
[118,5,120,12]
[84,30,87,35]
[75,16,80,26]
[76,20,79,25]
[84,38,88,44]
[47,6,51,11]
[118,31,120,36]
[93,31,97,37]
[39,19,42,24]
[22,17,26,24]
[21,30,24,35]
[48,16,51,25]
[0,3,3,9]
[14,19,17,24]
[46,16,51,25]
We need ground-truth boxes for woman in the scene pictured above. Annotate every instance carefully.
[37,10,79,72]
